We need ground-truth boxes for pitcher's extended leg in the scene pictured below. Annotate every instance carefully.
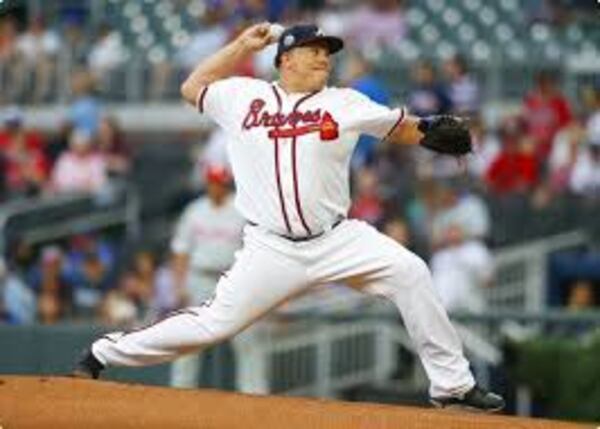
[312,220,475,398]
[169,274,218,388]
[361,252,475,398]
[91,235,308,368]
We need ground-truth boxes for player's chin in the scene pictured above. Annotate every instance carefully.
[312,70,329,89]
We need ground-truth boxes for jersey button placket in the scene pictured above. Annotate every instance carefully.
[278,97,295,233]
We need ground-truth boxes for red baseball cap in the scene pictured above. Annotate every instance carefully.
[204,164,231,184]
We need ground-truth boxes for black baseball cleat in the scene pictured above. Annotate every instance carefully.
[430,385,505,413]
[71,349,105,379]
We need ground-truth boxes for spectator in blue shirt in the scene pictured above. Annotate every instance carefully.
[68,69,102,135]
[407,60,451,117]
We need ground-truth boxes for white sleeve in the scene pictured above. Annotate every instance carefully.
[341,89,406,139]
[170,206,195,255]
[196,77,261,130]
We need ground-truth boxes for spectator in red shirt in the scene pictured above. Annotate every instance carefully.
[523,70,572,162]
[0,107,44,151]
[0,107,49,199]
[485,116,540,195]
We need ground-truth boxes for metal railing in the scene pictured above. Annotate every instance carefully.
[487,230,589,311]
[234,308,600,416]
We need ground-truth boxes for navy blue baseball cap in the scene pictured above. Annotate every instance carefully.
[274,24,344,68]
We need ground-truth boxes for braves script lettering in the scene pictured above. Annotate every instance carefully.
[242,99,322,131]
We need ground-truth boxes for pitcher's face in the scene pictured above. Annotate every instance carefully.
[281,41,332,92]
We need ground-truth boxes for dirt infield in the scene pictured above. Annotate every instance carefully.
[0,376,595,429]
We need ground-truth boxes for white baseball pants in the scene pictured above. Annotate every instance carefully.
[92,219,475,398]
[169,272,217,389]
[169,272,270,393]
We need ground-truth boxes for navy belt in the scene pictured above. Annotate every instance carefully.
[247,218,344,242]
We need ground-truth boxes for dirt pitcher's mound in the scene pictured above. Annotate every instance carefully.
[0,376,594,429]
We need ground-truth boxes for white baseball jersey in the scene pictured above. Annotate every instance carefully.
[196,78,405,237]
[171,195,245,272]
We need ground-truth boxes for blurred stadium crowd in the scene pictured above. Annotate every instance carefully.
[1,0,600,327]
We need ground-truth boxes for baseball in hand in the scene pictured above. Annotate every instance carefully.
[269,23,285,43]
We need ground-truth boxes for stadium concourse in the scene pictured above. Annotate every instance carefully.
[0,376,594,429]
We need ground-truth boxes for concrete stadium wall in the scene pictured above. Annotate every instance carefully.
[0,325,171,386]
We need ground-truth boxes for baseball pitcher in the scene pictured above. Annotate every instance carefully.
[74,22,504,412]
